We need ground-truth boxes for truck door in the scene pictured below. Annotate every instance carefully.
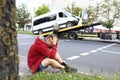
[57,12,68,28]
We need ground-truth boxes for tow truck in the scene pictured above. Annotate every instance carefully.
[37,19,100,40]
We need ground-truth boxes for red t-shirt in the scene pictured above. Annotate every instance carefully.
[27,37,57,74]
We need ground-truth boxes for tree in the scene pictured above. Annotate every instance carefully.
[85,6,98,25]
[35,4,50,17]
[64,6,82,16]
[0,0,19,80]
[100,0,120,32]
[16,4,31,30]
[64,6,71,14]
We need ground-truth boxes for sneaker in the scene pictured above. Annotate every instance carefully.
[65,66,77,73]
[61,62,77,73]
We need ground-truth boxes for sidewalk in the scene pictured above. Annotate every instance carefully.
[19,38,120,79]
[19,55,32,79]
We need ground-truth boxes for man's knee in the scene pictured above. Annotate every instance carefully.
[48,58,55,65]
[46,58,58,66]
[43,58,54,64]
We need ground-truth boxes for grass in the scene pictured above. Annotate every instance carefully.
[24,71,120,80]
[17,30,32,34]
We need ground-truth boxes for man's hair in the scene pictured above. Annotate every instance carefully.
[46,34,57,39]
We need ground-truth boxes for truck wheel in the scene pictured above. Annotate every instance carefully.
[39,29,43,34]
[68,32,77,40]
[66,21,72,27]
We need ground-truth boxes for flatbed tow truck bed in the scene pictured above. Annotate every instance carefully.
[37,20,100,39]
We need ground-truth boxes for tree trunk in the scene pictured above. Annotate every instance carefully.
[0,0,19,80]
[109,28,111,33]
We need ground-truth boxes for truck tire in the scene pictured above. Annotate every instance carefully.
[66,21,72,27]
[39,29,43,34]
[68,32,77,40]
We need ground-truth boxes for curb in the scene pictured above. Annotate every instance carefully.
[83,38,120,43]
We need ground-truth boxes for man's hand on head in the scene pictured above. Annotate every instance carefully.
[52,36,58,45]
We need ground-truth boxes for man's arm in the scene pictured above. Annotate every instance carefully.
[37,35,58,59]
[36,44,57,59]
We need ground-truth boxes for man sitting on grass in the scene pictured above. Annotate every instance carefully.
[27,34,77,74]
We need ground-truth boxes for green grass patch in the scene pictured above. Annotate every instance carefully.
[24,71,120,80]
[17,30,32,34]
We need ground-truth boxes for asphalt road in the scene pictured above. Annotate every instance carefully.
[18,34,120,76]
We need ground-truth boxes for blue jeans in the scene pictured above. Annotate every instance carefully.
[37,64,44,72]
[53,30,58,35]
